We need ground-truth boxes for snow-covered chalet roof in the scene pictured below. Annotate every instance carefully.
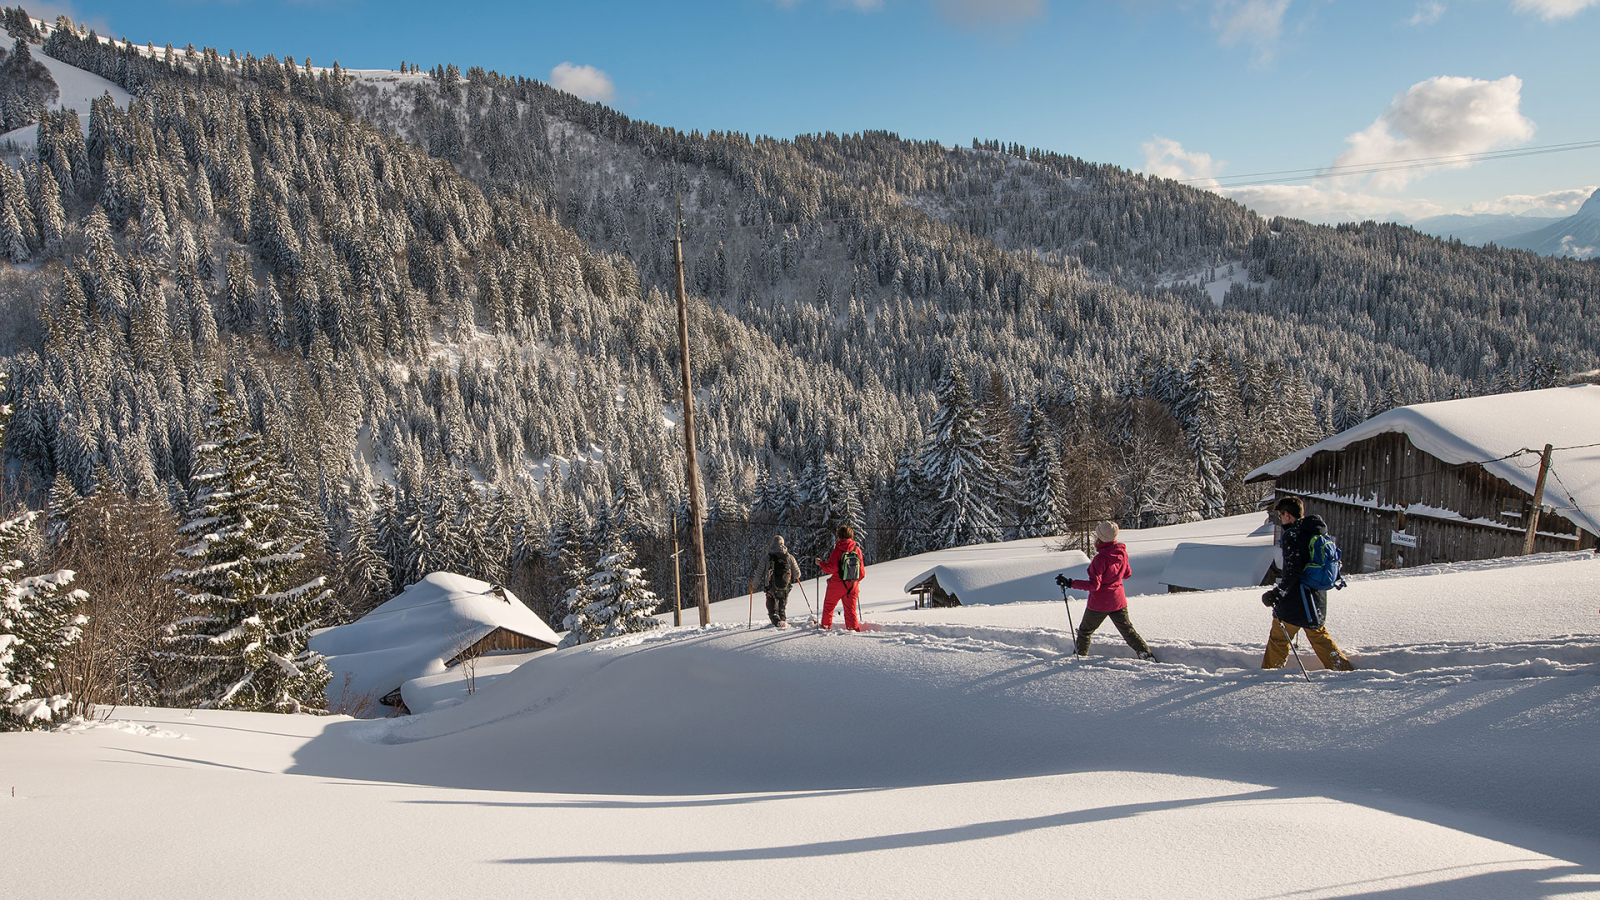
[309,572,561,708]
[1158,540,1277,592]
[904,550,1091,606]
[1246,384,1600,537]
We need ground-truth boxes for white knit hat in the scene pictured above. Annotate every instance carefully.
[1093,521,1120,545]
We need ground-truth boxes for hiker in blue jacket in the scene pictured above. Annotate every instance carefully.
[1262,496,1355,671]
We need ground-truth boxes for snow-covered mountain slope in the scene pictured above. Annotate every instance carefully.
[6,537,1599,899]
[1500,188,1600,259]
[0,48,130,149]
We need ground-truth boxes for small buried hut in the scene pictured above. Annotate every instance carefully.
[309,573,562,712]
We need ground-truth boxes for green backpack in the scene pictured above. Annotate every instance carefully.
[840,548,863,583]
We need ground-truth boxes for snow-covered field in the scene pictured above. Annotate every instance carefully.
[5,518,1599,899]
[0,49,131,150]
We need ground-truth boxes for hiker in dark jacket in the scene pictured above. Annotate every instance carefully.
[751,534,802,627]
[1058,521,1156,660]
[1262,496,1355,671]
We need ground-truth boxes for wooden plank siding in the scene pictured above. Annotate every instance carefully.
[446,627,556,667]
[1266,432,1592,572]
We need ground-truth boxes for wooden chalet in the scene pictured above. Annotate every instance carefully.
[1246,384,1600,573]
[309,573,565,715]
[444,626,557,668]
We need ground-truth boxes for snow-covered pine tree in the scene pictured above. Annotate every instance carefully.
[1,375,89,730]
[559,527,661,648]
[918,364,1004,549]
[1015,405,1069,539]
[341,499,391,616]
[161,382,332,712]
[44,469,82,549]
[1178,357,1230,520]
[886,446,928,557]
[0,510,87,729]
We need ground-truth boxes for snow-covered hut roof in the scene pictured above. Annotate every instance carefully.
[309,573,561,708]
[1158,537,1277,592]
[903,550,1091,606]
[1245,384,1600,538]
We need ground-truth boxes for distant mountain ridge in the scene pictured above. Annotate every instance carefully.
[1410,212,1563,247]
[1497,189,1600,259]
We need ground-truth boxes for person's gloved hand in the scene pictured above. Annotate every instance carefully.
[1056,574,1072,588]
[1261,589,1279,607]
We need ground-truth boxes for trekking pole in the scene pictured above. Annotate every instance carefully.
[748,581,755,628]
[815,566,823,626]
[1059,584,1079,644]
[1278,619,1312,683]
[796,577,816,620]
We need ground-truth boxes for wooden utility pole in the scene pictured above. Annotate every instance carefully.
[671,527,681,627]
[672,192,711,625]
[1522,443,1554,556]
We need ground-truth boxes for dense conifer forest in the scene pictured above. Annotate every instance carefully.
[0,9,1594,713]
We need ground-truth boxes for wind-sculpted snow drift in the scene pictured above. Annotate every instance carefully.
[286,551,1600,848]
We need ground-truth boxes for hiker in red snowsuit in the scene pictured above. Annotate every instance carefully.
[815,524,866,631]
[1057,521,1156,660]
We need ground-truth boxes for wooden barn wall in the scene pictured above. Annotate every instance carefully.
[449,628,554,666]
[1270,432,1588,572]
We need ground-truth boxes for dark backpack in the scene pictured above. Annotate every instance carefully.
[1302,533,1346,591]
[768,553,793,591]
[839,548,863,584]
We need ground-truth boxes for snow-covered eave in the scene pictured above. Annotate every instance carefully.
[1245,386,1600,538]
[1295,490,1587,541]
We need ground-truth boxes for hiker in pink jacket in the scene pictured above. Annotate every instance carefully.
[1057,521,1156,661]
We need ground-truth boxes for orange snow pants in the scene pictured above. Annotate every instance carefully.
[1263,619,1355,671]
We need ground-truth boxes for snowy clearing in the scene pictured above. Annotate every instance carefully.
[0,50,131,151]
[5,519,1599,899]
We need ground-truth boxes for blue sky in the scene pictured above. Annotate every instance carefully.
[31,0,1600,223]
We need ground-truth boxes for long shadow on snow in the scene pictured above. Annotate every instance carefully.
[496,787,1291,864]
[289,625,1600,870]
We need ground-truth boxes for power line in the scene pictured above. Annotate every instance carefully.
[682,446,1569,540]
[660,138,1600,239]
[1193,139,1600,188]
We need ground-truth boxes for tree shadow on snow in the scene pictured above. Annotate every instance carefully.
[288,626,1600,879]
[495,787,1290,865]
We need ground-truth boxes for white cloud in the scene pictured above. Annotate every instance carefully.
[1218,182,1449,223]
[1334,75,1535,189]
[1557,235,1597,258]
[1511,0,1598,19]
[1133,138,1593,225]
[23,1,112,36]
[931,0,1046,26]
[1138,136,1435,222]
[1465,186,1599,216]
[1210,0,1293,60]
[549,62,616,104]
[1141,136,1222,185]
[1407,2,1446,25]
